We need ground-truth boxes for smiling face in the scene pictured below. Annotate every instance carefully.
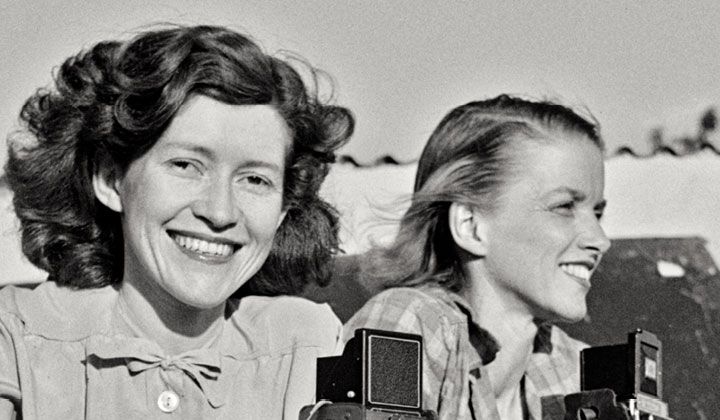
[99,96,290,311]
[479,131,610,323]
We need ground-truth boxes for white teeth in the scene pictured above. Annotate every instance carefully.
[561,264,591,281]
[172,233,234,257]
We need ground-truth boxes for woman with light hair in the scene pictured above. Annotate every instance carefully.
[345,95,610,419]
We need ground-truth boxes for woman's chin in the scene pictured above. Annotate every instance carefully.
[172,286,238,311]
[537,302,588,324]
[555,306,588,324]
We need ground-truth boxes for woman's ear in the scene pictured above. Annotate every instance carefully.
[448,202,488,257]
[92,166,123,213]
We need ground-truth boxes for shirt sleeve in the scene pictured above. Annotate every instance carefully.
[282,301,343,420]
[0,312,21,408]
[342,289,461,416]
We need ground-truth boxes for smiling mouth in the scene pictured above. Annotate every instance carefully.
[169,232,238,259]
[560,263,592,285]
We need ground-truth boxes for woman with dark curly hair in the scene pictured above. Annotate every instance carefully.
[344,95,610,419]
[0,24,353,419]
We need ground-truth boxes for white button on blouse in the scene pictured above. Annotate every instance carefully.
[0,283,344,419]
[157,390,180,413]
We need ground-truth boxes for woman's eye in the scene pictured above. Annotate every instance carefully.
[247,176,270,186]
[553,201,575,215]
[167,159,203,177]
[238,174,275,192]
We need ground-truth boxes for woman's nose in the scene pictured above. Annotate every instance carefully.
[580,216,611,255]
[191,182,240,230]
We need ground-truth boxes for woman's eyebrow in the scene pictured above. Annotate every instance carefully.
[162,142,215,159]
[543,186,586,200]
[239,160,282,173]
[560,188,607,209]
[163,142,282,172]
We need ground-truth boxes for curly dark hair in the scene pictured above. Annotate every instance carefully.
[5,24,354,295]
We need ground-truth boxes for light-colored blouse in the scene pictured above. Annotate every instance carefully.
[0,281,342,419]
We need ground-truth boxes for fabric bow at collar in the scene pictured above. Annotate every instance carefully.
[86,335,226,407]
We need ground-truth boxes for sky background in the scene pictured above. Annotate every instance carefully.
[1,0,719,164]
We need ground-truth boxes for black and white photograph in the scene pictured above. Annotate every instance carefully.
[0,1,718,419]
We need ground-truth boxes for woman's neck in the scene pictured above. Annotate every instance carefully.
[117,271,226,355]
[460,267,538,399]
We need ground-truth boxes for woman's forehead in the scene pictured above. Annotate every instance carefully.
[504,128,601,163]
[499,134,604,196]
[157,97,291,165]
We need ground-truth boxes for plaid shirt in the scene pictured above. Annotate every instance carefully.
[343,285,586,420]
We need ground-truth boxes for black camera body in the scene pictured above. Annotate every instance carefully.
[299,328,437,420]
[299,403,435,420]
[562,329,673,420]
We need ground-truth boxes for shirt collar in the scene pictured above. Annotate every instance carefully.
[419,285,500,365]
[7,282,232,407]
[419,284,555,367]
[86,335,227,408]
